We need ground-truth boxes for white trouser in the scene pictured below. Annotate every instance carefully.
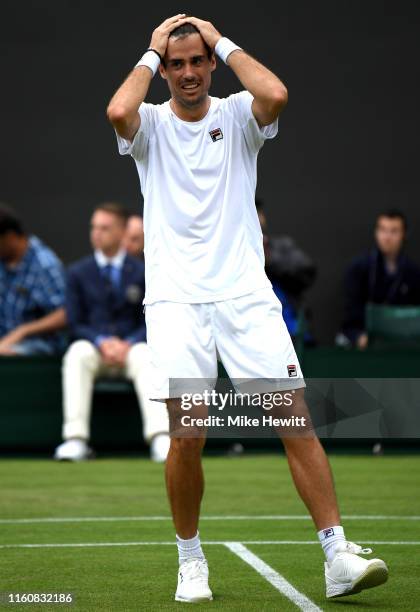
[62,340,169,443]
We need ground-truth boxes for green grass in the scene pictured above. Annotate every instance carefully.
[0,455,419,610]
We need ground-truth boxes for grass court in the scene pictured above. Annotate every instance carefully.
[1,454,419,610]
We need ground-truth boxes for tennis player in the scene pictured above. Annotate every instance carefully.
[107,15,388,603]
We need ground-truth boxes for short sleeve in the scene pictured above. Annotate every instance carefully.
[36,261,66,311]
[115,102,156,162]
[224,91,278,152]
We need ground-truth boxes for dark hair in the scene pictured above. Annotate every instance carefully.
[377,209,407,231]
[255,198,264,211]
[162,22,213,66]
[93,202,129,224]
[0,203,25,236]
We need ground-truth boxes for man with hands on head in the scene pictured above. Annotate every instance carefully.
[107,16,388,604]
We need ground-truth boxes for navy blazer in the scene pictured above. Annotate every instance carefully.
[66,254,146,345]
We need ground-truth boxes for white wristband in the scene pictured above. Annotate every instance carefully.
[215,37,242,64]
[135,50,160,76]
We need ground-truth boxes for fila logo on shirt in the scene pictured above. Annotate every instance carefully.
[287,364,297,377]
[209,128,223,142]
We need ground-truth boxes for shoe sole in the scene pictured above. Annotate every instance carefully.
[175,595,213,603]
[328,561,388,598]
[54,450,95,462]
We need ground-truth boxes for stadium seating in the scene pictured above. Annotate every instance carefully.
[1,348,419,452]
[366,303,420,347]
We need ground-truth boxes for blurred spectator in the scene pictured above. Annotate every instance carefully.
[54,202,169,462]
[0,203,67,355]
[339,209,420,349]
[256,199,317,338]
[123,214,144,259]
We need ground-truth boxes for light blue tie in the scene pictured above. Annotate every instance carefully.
[103,264,120,289]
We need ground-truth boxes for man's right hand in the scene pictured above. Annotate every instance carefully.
[99,338,121,366]
[99,337,131,367]
[356,333,369,350]
[149,14,188,58]
[107,14,188,141]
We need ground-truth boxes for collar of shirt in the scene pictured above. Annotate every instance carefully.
[94,249,126,270]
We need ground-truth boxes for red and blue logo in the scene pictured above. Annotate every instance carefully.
[209,128,223,142]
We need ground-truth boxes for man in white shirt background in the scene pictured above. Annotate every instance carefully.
[107,15,388,603]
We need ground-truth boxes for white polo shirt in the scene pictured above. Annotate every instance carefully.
[116,90,278,305]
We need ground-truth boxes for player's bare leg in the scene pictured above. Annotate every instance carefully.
[283,434,340,528]
[165,398,212,603]
[165,398,206,538]
[278,389,341,529]
[274,388,388,597]
[277,389,340,531]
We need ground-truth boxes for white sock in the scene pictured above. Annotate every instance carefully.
[176,532,204,565]
[318,526,346,563]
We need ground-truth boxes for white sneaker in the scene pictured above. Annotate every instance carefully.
[150,434,170,463]
[325,541,388,598]
[175,558,213,603]
[54,439,94,462]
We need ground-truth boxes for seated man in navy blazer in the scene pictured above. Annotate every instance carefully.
[54,202,169,462]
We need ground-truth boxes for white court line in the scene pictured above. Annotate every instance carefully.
[225,542,322,612]
[0,540,419,549]
[1,514,419,524]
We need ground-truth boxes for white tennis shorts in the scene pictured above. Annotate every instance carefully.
[145,287,305,399]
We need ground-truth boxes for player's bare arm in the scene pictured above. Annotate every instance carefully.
[107,14,189,140]
[227,51,288,126]
[186,16,288,127]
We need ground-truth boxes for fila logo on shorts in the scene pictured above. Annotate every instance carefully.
[209,128,223,142]
[287,364,297,377]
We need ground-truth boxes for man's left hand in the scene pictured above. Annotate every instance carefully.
[100,338,131,367]
[184,16,222,49]
[111,339,131,366]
